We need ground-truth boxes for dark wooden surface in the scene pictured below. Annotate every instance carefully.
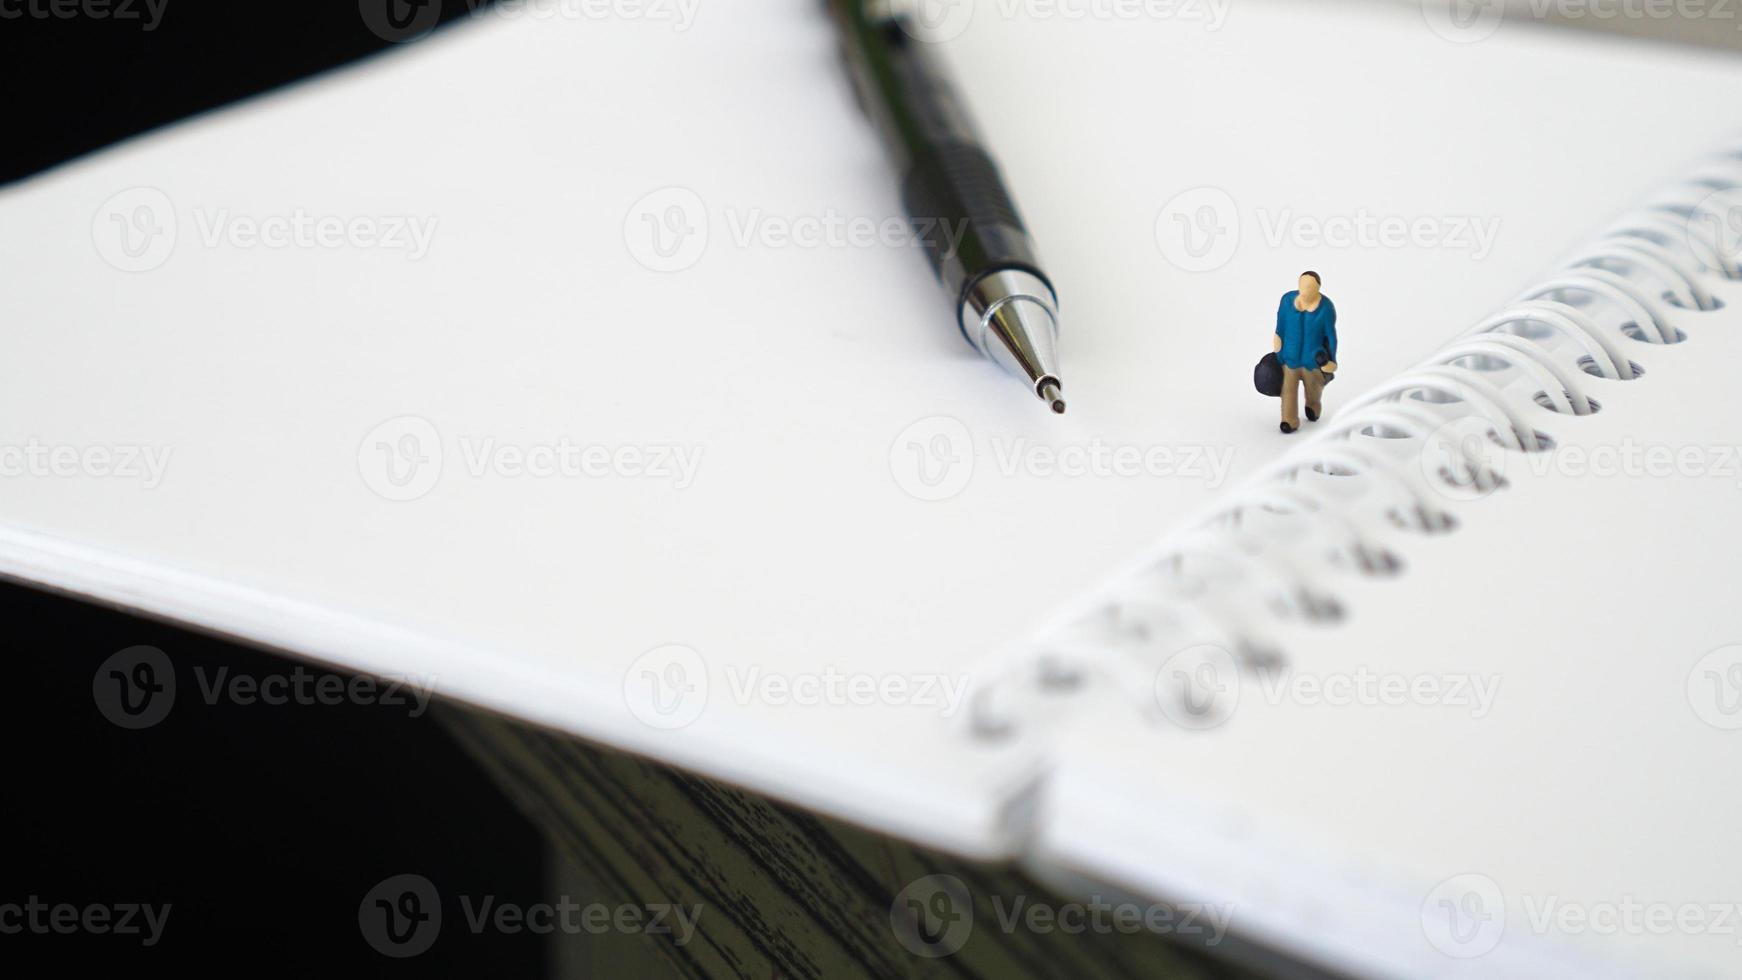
[441,705,1252,980]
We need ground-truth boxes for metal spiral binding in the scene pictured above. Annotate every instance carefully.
[965,144,1742,746]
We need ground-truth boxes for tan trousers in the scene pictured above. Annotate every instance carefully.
[1281,367,1324,427]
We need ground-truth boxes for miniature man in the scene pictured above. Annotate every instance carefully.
[1273,271,1337,434]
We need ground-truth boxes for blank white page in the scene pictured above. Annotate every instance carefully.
[1032,161,1742,975]
[2,0,1740,855]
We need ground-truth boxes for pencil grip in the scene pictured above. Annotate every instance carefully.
[902,142,1044,302]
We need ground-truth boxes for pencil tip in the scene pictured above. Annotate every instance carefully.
[1038,379,1066,415]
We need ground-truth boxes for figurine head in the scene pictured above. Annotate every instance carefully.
[1298,270,1322,303]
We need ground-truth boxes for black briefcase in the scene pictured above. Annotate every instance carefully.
[1254,352,1282,397]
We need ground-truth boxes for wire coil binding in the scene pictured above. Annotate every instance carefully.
[965,145,1742,745]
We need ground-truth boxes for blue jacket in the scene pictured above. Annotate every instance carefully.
[1275,291,1337,370]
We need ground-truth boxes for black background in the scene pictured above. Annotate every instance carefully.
[1,0,490,186]
[1,581,547,973]
[2,1,550,973]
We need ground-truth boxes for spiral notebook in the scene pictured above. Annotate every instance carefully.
[1005,142,1742,978]
[3,1,1742,977]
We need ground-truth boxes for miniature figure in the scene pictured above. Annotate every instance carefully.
[1273,271,1337,433]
